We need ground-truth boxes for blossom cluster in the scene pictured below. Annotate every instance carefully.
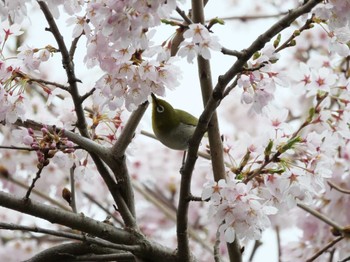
[15,127,75,169]
[314,0,350,56]
[68,1,221,111]
[1,0,350,261]
[202,176,277,243]
[0,22,26,123]
[1,1,224,113]
[207,11,350,246]
[93,57,181,111]
[237,44,288,114]
[178,23,222,63]
[74,0,184,111]
[0,21,57,124]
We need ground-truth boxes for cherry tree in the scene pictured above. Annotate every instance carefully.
[0,0,350,261]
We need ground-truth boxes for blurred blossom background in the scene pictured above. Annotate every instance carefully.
[1,0,349,261]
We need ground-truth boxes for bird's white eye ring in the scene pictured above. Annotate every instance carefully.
[157,105,164,113]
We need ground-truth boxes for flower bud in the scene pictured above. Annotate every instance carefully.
[62,187,72,205]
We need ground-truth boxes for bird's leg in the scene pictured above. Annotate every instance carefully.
[180,150,187,174]
[182,150,187,165]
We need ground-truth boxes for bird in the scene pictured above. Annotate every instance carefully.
[151,93,198,150]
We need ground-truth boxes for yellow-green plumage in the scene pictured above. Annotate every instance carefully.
[151,94,198,150]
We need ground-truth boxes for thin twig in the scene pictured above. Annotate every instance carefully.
[0,145,36,151]
[221,47,243,58]
[327,181,350,195]
[132,181,213,253]
[0,171,70,211]
[248,240,263,262]
[28,76,70,91]
[0,145,80,151]
[37,1,88,136]
[0,222,141,252]
[171,12,289,23]
[339,254,350,262]
[276,226,282,262]
[176,6,193,24]
[80,87,96,102]
[243,93,327,183]
[69,33,83,60]
[70,164,77,213]
[25,167,44,199]
[71,252,135,261]
[306,236,343,262]
[214,228,222,262]
[219,12,289,22]
[112,101,149,157]
[109,102,149,221]
[297,203,343,231]
[275,15,314,53]
[83,191,124,226]
[143,183,177,211]
[187,195,203,202]
[223,76,239,97]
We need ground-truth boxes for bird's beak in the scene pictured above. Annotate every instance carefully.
[151,93,159,106]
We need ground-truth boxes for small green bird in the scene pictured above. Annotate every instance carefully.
[151,93,198,150]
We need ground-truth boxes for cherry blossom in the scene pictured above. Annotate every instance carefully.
[314,1,350,56]
[178,23,222,62]
[237,44,289,114]
[203,177,277,243]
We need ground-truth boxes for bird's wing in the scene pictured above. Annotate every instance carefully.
[175,109,198,126]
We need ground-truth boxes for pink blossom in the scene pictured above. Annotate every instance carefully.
[203,177,277,243]
[183,24,211,43]
[177,41,199,63]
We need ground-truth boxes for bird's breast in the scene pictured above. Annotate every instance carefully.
[155,122,196,150]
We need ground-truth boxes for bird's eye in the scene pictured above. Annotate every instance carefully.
[157,105,164,113]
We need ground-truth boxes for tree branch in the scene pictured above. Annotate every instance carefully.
[221,47,243,58]
[112,101,149,157]
[306,236,343,262]
[83,191,123,225]
[191,1,242,262]
[0,191,175,261]
[0,222,141,252]
[69,33,83,60]
[220,12,289,22]
[176,1,323,261]
[328,181,350,195]
[0,168,70,211]
[24,242,134,262]
[36,0,138,227]
[133,181,213,253]
[0,191,135,243]
[17,119,136,227]
[107,101,150,220]
[71,252,136,261]
[37,1,87,136]
[28,76,70,91]
[25,166,44,199]
[217,0,323,96]
[248,240,263,262]
[69,164,77,213]
[297,203,343,231]
[176,6,193,25]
